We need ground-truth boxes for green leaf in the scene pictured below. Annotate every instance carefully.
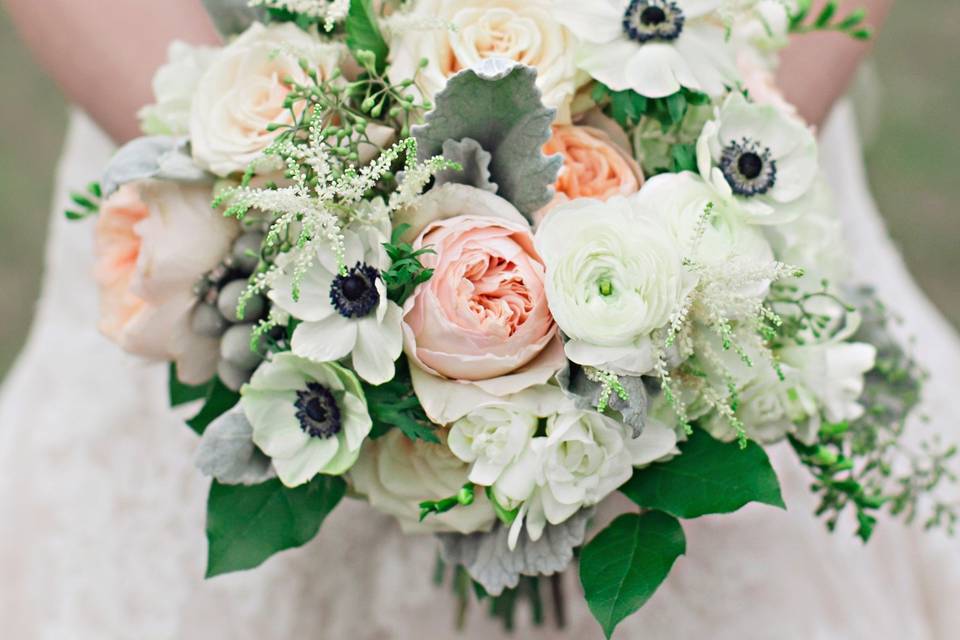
[670,143,698,173]
[580,512,685,638]
[206,475,346,577]
[168,363,213,407]
[665,92,688,125]
[838,8,866,30]
[814,1,838,28]
[187,377,241,435]
[362,357,439,443]
[346,0,389,73]
[621,428,785,518]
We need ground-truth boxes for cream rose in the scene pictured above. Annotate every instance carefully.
[387,0,578,121]
[95,181,238,384]
[534,195,692,375]
[190,23,344,176]
[139,41,218,136]
[348,429,498,534]
[539,124,644,217]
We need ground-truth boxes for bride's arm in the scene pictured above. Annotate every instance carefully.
[3,0,220,142]
[776,0,894,127]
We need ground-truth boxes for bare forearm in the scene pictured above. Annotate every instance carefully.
[3,0,220,142]
[777,0,894,128]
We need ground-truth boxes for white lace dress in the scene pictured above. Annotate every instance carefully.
[2,105,959,639]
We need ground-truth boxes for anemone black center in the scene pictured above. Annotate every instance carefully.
[737,152,764,180]
[622,0,685,43]
[720,138,778,198]
[294,382,342,439]
[329,262,380,318]
[640,6,666,25]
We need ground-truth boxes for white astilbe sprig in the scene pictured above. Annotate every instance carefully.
[655,202,801,444]
[249,0,350,31]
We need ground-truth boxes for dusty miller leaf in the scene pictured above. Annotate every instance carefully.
[433,138,498,194]
[556,363,648,438]
[195,409,276,486]
[101,136,209,197]
[201,0,264,38]
[437,508,593,596]
[412,58,561,219]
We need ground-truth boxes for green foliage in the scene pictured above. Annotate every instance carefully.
[346,0,389,73]
[362,356,440,443]
[593,84,710,131]
[621,427,785,518]
[792,289,958,541]
[381,223,434,304]
[64,182,101,221]
[168,364,242,435]
[670,143,698,173]
[790,0,872,40]
[205,474,345,577]
[419,483,474,522]
[579,512,685,639]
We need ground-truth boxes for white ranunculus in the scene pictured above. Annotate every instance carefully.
[496,409,676,544]
[387,0,578,121]
[553,0,738,98]
[697,92,819,224]
[190,23,344,176]
[637,171,774,272]
[535,195,691,375]
[269,223,403,385]
[448,404,539,486]
[139,41,218,136]
[241,352,373,486]
[348,429,498,534]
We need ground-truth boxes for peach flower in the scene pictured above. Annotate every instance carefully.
[539,124,644,219]
[399,185,565,423]
[95,181,238,384]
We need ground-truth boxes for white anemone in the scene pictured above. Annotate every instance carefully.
[554,0,738,98]
[241,352,373,487]
[269,225,403,385]
[697,92,819,223]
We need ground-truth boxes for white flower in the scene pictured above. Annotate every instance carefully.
[190,23,344,176]
[241,352,373,486]
[387,0,578,121]
[697,92,819,223]
[553,0,739,98]
[269,224,403,385]
[139,41,218,136]
[496,410,677,544]
[348,429,498,534]
[781,339,877,425]
[94,181,239,385]
[448,404,539,486]
[535,195,691,375]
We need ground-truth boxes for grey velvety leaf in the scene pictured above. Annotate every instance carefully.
[557,364,648,438]
[201,0,264,38]
[194,409,276,485]
[101,136,209,197]
[437,508,593,596]
[413,58,561,219]
[433,138,498,194]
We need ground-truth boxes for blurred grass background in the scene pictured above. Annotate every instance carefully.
[0,3,958,380]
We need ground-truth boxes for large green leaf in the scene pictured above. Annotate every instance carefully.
[346,0,389,73]
[621,428,785,518]
[580,512,685,638]
[205,475,346,577]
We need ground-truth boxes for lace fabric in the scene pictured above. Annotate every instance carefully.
[1,107,958,639]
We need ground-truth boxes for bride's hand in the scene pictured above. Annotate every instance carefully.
[777,0,894,128]
[3,0,220,142]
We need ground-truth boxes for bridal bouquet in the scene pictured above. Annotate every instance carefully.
[68,0,956,635]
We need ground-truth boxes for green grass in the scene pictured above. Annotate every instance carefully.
[0,3,957,382]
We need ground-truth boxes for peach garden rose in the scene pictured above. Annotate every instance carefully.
[540,123,644,216]
[95,181,238,384]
